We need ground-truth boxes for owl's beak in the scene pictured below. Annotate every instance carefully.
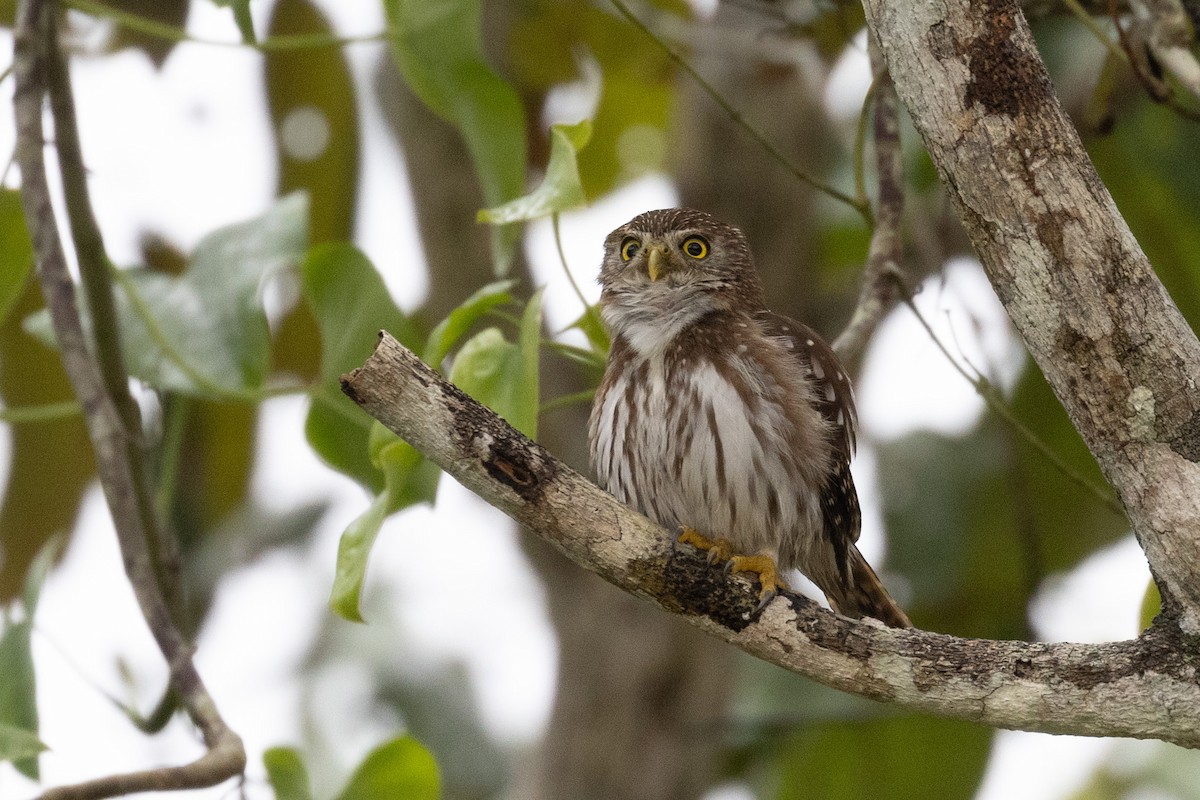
[647,245,668,281]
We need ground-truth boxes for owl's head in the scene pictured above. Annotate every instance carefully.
[598,208,765,318]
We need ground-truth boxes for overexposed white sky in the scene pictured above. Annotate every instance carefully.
[0,2,1156,798]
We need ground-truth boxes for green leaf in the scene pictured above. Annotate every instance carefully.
[329,430,436,623]
[24,194,309,396]
[508,4,677,197]
[564,305,610,358]
[0,723,47,765]
[336,736,440,800]
[100,0,190,67]
[774,715,990,800]
[0,621,38,778]
[478,121,592,224]
[383,0,526,274]
[263,746,314,800]
[449,289,542,439]
[422,279,517,368]
[266,0,358,244]
[0,190,33,326]
[302,242,418,491]
[212,0,257,43]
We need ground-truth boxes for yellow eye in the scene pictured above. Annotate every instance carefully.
[620,237,641,262]
[682,236,709,259]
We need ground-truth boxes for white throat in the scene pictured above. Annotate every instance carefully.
[602,290,716,359]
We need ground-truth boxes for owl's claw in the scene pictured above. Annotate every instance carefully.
[729,553,788,612]
[676,527,733,564]
[678,528,786,611]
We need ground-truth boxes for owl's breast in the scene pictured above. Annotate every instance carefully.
[588,341,828,559]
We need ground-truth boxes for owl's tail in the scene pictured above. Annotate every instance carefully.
[826,545,912,629]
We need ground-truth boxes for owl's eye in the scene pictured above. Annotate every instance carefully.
[681,236,709,259]
[620,238,641,262]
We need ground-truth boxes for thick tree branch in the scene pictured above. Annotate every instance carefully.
[14,1,244,796]
[862,0,1200,631]
[342,332,1200,747]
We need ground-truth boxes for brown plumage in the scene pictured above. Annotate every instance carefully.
[588,208,910,628]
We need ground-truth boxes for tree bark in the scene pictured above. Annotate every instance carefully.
[342,333,1200,747]
[861,0,1200,631]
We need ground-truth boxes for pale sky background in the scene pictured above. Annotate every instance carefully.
[0,2,1157,798]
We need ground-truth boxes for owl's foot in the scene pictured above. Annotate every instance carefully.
[678,528,786,612]
[729,554,789,612]
[677,527,733,565]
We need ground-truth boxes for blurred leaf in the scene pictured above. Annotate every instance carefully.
[302,242,417,491]
[25,194,308,396]
[791,3,866,62]
[478,121,592,224]
[1140,580,1161,631]
[774,715,990,800]
[422,278,516,368]
[1088,102,1200,331]
[266,0,358,245]
[99,0,189,67]
[879,357,1129,638]
[510,2,677,197]
[1005,367,1128,571]
[0,190,32,325]
[0,278,93,600]
[0,621,38,778]
[263,746,314,800]
[383,0,526,274]
[563,305,610,359]
[450,289,542,439]
[372,660,508,797]
[267,0,360,383]
[213,0,256,43]
[0,724,46,765]
[336,736,440,800]
[1067,739,1200,800]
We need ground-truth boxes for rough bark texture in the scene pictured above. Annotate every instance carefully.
[342,333,1200,748]
[863,0,1200,631]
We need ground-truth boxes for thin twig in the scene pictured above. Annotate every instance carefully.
[898,289,1125,516]
[44,0,185,622]
[608,0,872,223]
[13,0,245,796]
[833,42,905,363]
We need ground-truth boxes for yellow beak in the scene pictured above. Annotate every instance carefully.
[647,246,667,281]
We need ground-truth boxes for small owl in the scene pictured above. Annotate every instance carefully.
[588,208,910,627]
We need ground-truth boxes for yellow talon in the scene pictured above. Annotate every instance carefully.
[677,527,733,564]
[678,529,787,611]
[729,553,790,609]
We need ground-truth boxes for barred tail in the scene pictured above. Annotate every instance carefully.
[827,545,912,629]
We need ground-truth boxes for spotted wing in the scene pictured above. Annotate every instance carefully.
[758,312,862,565]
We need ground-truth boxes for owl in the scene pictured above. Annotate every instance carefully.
[588,208,910,627]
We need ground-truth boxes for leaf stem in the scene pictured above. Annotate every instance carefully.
[0,400,81,423]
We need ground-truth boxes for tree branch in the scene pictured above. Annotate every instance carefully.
[833,40,906,364]
[13,0,245,796]
[862,0,1200,631]
[342,332,1200,748]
